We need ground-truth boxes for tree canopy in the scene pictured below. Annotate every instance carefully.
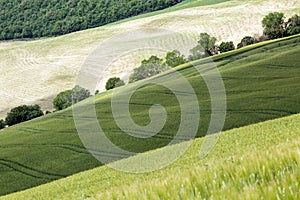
[219,41,235,53]
[5,105,43,126]
[53,85,91,110]
[262,12,286,39]
[0,0,184,40]
[129,56,169,83]
[189,33,218,60]
[165,50,188,68]
[105,77,125,91]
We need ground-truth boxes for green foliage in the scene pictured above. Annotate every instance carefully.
[237,36,255,49]
[53,90,73,111]
[53,86,91,110]
[219,41,235,53]
[129,56,169,83]
[189,33,217,60]
[0,0,184,40]
[5,105,43,126]
[262,12,286,39]
[0,119,5,129]
[286,14,300,36]
[105,77,125,91]
[165,50,188,68]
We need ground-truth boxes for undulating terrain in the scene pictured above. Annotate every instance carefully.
[0,34,299,195]
[0,0,299,118]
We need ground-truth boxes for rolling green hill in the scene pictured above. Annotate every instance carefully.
[1,0,299,119]
[2,113,300,199]
[0,34,299,196]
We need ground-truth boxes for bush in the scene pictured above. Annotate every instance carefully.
[5,105,43,126]
[189,33,218,60]
[129,56,169,83]
[219,41,235,53]
[105,77,125,91]
[0,119,5,129]
[53,85,91,110]
[237,36,255,49]
[165,50,188,68]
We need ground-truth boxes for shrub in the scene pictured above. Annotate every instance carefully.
[0,119,5,129]
[129,56,169,83]
[219,41,235,53]
[5,105,43,126]
[105,77,125,91]
[53,85,91,110]
[165,50,188,68]
[237,36,255,49]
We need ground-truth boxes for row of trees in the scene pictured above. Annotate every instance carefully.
[0,85,92,129]
[107,12,300,86]
[0,0,184,40]
[1,12,299,129]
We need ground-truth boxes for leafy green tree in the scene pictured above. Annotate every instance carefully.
[53,86,91,110]
[189,33,217,60]
[72,85,92,103]
[0,119,5,129]
[105,77,125,90]
[129,56,169,83]
[53,89,72,110]
[5,105,43,126]
[237,36,255,49]
[165,50,188,68]
[262,12,286,39]
[219,41,235,53]
[286,14,300,36]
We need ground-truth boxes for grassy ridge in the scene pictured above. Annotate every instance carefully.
[3,113,300,199]
[0,35,300,195]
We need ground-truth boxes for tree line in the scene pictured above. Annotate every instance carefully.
[0,0,184,40]
[0,12,299,130]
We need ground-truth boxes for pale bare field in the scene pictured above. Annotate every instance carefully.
[0,0,299,118]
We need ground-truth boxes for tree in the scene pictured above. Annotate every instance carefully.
[189,33,217,60]
[5,105,43,126]
[262,12,286,39]
[237,36,255,49]
[129,56,169,83]
[165,50,188,68]
[53,86,91,110]
[53,89,72,110]
[286,14,300,36]
[219,41,235,53]
[72,85,92,103]
[0,119,5,129]
[105,77,125,90]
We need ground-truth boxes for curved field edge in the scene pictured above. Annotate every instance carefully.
[2,113,300,200]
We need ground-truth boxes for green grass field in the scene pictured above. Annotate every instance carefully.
[0,34,299,196]
[2,113,300,199]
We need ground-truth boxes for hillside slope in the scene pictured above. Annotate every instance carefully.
[2,113,300,199]
[0,0,299,118]
[0,35,299,196]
